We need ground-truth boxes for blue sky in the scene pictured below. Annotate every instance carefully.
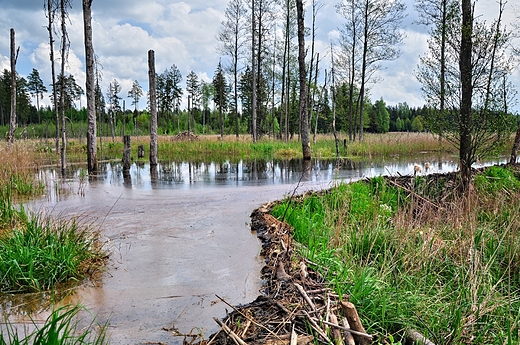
[0,0,518,112]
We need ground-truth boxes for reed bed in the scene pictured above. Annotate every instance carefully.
[272,166,520,344]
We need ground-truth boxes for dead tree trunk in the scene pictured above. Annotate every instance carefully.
[123,135,131,174]
[83,0,97,174]
[296,0,311,160]
[59,0,69,175]
[8,28,17,146]
[148,50,158,167]
[46,0,60,153]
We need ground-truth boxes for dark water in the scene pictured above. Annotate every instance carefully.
[4,156,505,344]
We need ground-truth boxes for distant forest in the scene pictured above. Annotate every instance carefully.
[0,67,445,140]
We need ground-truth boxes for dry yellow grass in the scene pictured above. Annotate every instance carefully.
[0,141,46,195]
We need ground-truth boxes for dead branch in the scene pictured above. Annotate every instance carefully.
[294,283,317,312]
[340,301,371,345]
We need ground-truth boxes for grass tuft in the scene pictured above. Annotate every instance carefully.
[0,190,106,293]
[0,305,109,345]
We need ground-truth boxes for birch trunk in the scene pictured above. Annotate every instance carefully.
[8,28,16,146]
[83,0,97,173]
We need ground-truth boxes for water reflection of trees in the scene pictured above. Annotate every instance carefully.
[91,154,476,189]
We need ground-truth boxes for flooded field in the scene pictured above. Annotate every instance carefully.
[3,156,505,344]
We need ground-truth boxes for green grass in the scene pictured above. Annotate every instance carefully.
[272,166,520,344]
[0,189,106,293]
[0,305,109,344]
[33,132,461,165]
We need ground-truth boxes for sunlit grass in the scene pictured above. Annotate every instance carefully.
[272,166,520,344]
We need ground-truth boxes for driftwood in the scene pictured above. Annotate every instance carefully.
[405,329,436,345]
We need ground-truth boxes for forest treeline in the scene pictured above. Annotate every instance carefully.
[0,66,438,139]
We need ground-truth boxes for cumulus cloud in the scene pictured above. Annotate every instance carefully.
[0,0,518,113]
[0,55,9,72]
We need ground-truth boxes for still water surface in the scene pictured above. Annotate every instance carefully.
[6,156,505,344]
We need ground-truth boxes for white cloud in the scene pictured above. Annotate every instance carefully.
[0,0,518,113]
[0,55,9,71]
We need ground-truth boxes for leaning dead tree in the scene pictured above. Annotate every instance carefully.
[8,28,19,146]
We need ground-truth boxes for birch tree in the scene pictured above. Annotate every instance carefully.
[336,0,406,141]
[83,0,97,173]
[217,0,248,139]
[296,0,311,160]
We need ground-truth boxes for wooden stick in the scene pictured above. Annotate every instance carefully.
[206,328,222,345]
[314,319,373,340]
[240,319,252,338]
[406,329,436,345]
[294,283,317,312]
[329,313,344,345]
[213,318,247,345]
[302,310,334,344]
[215,294,281,340]
[342,318,355,345]
[340,301,371,345]
[290,325,298,345]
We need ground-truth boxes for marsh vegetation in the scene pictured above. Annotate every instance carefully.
[271,166,520,344]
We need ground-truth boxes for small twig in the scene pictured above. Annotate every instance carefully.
[294,283,317,312]
[213,318,247,345]
[240,319,252,338]
[302,310,334,344]
[290,324,298,345]
[318,320,373,340]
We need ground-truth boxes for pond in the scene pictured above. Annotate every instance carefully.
[4,155,506,344]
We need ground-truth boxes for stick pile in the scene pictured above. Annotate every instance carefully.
[197,203,373,345]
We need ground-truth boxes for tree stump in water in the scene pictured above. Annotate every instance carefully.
[123,135,131,178]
